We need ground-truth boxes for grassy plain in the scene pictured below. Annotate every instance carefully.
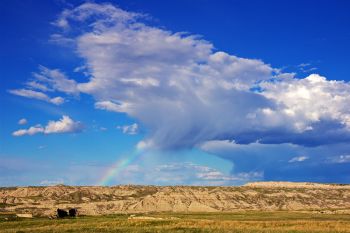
[1,211,350,233]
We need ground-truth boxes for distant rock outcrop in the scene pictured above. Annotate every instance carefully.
[1,182,350,216]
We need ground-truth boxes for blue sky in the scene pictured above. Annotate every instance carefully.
[1,0,350,186]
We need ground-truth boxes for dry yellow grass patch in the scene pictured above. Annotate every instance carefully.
[1,211,350,233]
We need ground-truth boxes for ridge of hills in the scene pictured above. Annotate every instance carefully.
[1,182,350,216]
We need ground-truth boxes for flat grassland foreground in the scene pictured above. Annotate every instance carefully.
[1,212,350,233]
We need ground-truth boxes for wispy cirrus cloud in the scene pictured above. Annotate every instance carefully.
[328,155,350,164]
[30,65,78,95]
[9,89,64,105]
[297,62,318,73]
[117,123,138,135]
[39,179,65,186]
[94,101,126,113]
[108,162,262,186]
[153,163,262,185]
[289,156,309,163]
[9,65,78,105]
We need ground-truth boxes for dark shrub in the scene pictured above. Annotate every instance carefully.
[57,208,68,218]
[69,208,77,217]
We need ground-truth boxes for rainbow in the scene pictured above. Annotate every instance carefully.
[98,150,142,186]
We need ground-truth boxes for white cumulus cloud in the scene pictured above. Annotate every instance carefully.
[44,115,83,134]
[18,118,27,125]
[11,2,350,152]
[12,115,83,136]
[12,125,44,136]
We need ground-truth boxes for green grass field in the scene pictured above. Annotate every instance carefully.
[1,211,350,233]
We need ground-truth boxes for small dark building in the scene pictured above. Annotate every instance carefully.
[69,208,77,217]
[57,208,68,218]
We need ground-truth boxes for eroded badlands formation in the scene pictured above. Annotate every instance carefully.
[1,182,349,216]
